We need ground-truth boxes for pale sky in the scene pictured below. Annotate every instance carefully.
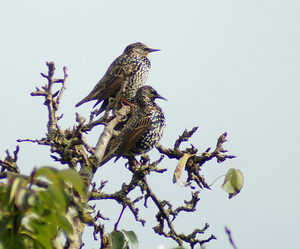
[1,1,300,249]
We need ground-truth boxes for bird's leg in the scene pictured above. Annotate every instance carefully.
[120,98,136,111]
[104,98,115,118]
[140,154,150,165]
[127,156,140,172]
[107,79,128,114]
[133,156,141,166]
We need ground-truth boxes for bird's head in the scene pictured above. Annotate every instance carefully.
[135,85,166,106]
[124,42,160,56]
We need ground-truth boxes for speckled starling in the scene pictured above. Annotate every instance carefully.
[100,85,166,165]
[75,42,160,113]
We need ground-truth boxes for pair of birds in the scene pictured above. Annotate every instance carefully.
[75,42,166,165]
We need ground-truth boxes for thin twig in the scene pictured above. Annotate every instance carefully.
[0,172,49,188]
[56,66,68,105]
[174,127,198,151]
[114,205,126,231]
[225,226,238,249]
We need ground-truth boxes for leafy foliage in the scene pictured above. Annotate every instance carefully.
[0,167,87,249]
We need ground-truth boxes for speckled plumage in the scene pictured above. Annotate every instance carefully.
[75,42,160,113]
[100,86,166,165]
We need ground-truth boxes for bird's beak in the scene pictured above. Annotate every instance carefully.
[147,48,161,53]
[155,93,167,101]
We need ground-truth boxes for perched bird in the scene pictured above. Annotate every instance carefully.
[100,85,166,165]
[75,42,160,114]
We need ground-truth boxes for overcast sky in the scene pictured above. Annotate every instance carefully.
[1,1,300,249]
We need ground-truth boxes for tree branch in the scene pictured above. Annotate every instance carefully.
[0,146,20,173]
[56,66,68,106]
[93,105,131,164]
[157,129,236,189]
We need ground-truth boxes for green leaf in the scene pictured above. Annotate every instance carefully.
[0,232,25,249]
[109,230,125,249]
[121,230,139,249]
[221,168,244,199]
[32,240,46,249]
[15,188,35,213]
[46,185,67,212]
[173,153,192,183]
[39,209,55,227]
[35,167,86,200]
[37,191,58,213]
[9,178,24,204]
[27,219,56,249]
[34,167,63,187]
[56,169,86,199]
[27,193,39,207]
[56,213,74,242]
[34,166,58,179]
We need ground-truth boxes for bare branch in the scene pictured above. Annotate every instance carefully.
[17,138,48,145]
[0,147,20,173]
[157,129,236,189]
[93,105,131,163]
[56,66,68,105]
[172,191,200,216]
[31,90,47,96]
[174,126,198,150]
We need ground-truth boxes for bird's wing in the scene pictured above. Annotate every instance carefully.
[75,57,137,107]
[100,60,137,99]
[100,114,151,165]
[100,110,151,165]
[116,115,152,156]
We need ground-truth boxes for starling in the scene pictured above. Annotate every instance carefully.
[75,42,160,114]
[100,85,166,165]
